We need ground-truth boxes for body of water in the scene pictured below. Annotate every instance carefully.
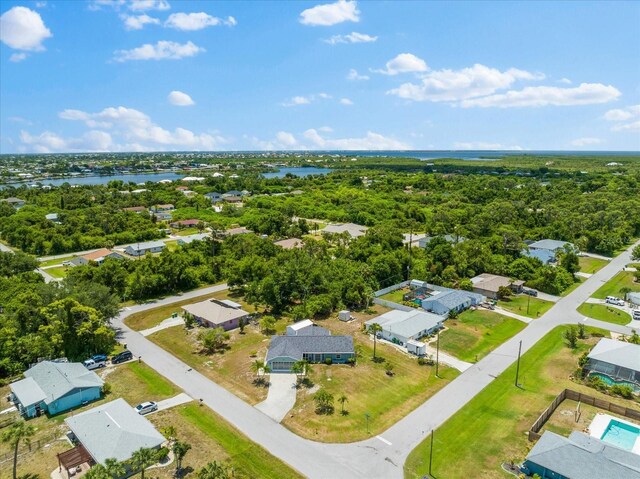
[262,166,334,178]
[316,150,640,161]
[4,172,185,188]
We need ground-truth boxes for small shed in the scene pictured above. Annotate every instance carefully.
[338,310,351,322]
[286,319,314,336]
[406,339,426,356]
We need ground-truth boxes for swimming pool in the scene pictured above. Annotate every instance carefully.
[600,419,640,451]
[588,372,640,392]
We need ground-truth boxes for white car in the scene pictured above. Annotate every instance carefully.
[633,310,640,321]
[135,401,158,415]
[605,296,625,306]
[83,359,106,370]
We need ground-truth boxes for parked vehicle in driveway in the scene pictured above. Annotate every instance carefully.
[83,358,106,370]
[633,310,640,320]
[135,401,158,415]
[91,354,108,363]
[111,350,133,364]
[605,296,625,306]
[523,288,538,297]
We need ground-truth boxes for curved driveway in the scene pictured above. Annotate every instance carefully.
[112,241,640,479]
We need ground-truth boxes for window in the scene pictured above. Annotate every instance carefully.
[336,354,341,360]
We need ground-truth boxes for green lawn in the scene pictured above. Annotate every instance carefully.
[39,255,75,267]
[576,302,632,325]
[404,326,637,479]
[45,265,68,278]
[578,256,609,274]
[438,309,526,363]
[164,239,178,252]
[498,295,554,318]
[379,288,409,304]
[177,404,303,479]
[175,227,201,236]
[592,271,640,299]
[560,276,585,297]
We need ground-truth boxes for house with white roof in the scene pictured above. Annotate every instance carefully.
[182,298,250,331]
[322,223,368,238]
[365,309,443,348]
[286,319,331,337]
[124,240,166,257]
[522,239,577,264]
[10,361,104,418]
[584,338,640,390]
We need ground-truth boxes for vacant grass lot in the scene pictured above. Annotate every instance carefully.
[149,323,281,404]
[125,287,236,331]
[498,295,554,318]
[592,271,640,299]
[560,276,585,297]
[379,288,409,304]
[44,265,68,278]
[438,309,526,363]
[39,255,74,267]
[403,326,639,479]
[576,302,632,325]
[578,256,609,274]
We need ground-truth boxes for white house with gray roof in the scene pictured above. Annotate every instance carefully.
[65,398,165,465]
[421,289,484,316]
[10,361,103,418]
[365,309,443,347]
[124,240,166,257]
[522,431,640,479]
[584,338,640,390]
[266,334,355,372]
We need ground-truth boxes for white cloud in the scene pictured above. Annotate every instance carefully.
[0,6,52,51]
[121,14,160,30]
[373,53,428,75]
[559,78,572,84]
[347,68,369,81]
[453,141,523,150]
[10,52,28,62]
[603,109,634,121]
[168,90,195,106]
[460,83,621,108]
[128,0,170,11]
[19,130,115,153]
[35,2,47,8]
[165,12,236,30]
[303,129,409,150]
[275,131,297,147]
[88,0,126,11]
[388,64,543,102]
[46,105,228,152]
[281,93,331,107]
[300,0,359,26]
[571,137,603,147]
[113,40,204,61]
[324,32,377,45]
[611,121,640,132]
[340,98,353,105]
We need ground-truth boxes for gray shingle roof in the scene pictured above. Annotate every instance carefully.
[10,377,47,408]
[423,290,483,310]
[525,431,640,479]
[529,239,572,251]
[588,338,640,373]
[266,335,354,362]
[65,398,165,465]
[21,361,103,405]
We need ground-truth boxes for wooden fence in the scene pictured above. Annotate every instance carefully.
[528,388,640,441]
[0,431,63,465]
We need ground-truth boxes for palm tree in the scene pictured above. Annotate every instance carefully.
[252,359,265,379]
[130,447,157,479]
[370,323,382,359]
[197,461,229,479]
[172,441,192,477]
[84,465,110,479]
[104,458,126,479]
[338,394,348,415]
[1,420,35,479]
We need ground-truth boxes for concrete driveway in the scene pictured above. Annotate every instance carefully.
[255,374,297,422]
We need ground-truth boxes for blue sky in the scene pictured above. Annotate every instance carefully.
[1,0,639,153]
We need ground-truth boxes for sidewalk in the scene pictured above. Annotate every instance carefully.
[493,307,533,324]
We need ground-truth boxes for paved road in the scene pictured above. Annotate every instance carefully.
[111,240,640,479]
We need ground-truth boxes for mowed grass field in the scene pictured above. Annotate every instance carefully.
[592,271,640,299]
[403,326,639,479]
[578,256,609,274]
[438,309,526,363]
[498,295,554,318]
[576,303,632,325]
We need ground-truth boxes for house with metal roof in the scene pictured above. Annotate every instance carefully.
[70,248,125,266]
[584,338,640,390]
[286,320,331,337]
[471,273,525,299]
[177,233,210,245]
[421,289,484,316]
[9,361,103,418]
[365,309,443,346]
[0,197,26,209]
[522,239,577,264]
[266,335,355,372]
[65,398,165,466]
[627,292,640,306]
[124,240,166,257]
[321,223,368,238]
[522,431,640,479]
[182,298,250,331]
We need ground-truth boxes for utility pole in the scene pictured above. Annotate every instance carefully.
[515,340,522,387]
[365,413,370,434]
[527,294,531,316]
[435,331,440,378]
[428,429,434,476]
[407,230,413,280]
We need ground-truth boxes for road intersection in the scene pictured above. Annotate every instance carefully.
[112,240,640,479]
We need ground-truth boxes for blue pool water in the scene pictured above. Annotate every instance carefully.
[588,372,640,392]
[600,419,640,451]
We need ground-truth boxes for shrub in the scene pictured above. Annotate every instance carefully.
[314,389,334,415]
[324,357,333,365]
[610,384,634,399]
[591,332,605,338]
[563,326,578,348]
[102,382,112,395]
[346,357,356,366]
[155,447,169,462]
[586,375,609,392]
[183,313,195,329]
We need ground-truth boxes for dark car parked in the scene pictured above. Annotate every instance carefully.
[111,350,133,364]
[92,354,108,363]
[523,288,538,297]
